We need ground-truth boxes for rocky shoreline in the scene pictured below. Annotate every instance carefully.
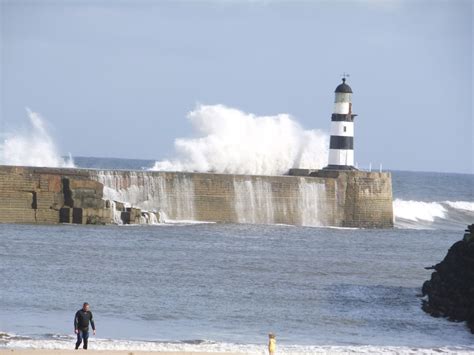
[421,224,474,333]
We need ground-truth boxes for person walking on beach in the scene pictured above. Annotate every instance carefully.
[268,333,276,355]
[74,302,96,350]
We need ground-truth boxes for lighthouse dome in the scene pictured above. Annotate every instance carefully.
[335,78,353,93]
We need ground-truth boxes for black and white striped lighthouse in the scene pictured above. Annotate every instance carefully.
[324,77,358,170]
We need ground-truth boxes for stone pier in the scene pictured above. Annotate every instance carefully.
[0,165,393,228]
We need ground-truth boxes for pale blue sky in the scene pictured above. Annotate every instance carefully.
[1,0,472,173]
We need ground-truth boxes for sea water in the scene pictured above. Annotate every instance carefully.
[0,158,473,354]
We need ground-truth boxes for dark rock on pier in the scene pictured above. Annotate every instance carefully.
[421,224,474,333]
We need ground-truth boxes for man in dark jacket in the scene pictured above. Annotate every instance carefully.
[74,302,96,350]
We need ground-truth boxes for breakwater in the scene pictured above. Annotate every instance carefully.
[0,165,393,228]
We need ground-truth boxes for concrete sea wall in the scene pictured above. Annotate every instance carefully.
[0,165,393,228]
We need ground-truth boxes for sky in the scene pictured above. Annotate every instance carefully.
[0,0,472,173]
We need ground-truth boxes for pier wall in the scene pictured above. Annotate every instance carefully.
[0,165,393,228]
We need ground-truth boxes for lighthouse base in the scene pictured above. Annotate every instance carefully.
[323,164,358,171]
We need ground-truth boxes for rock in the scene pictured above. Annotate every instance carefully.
[421,224,474,334]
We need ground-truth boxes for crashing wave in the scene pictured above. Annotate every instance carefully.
[151,104,328,175]
[393,199,474,230]
[0,108,74,168]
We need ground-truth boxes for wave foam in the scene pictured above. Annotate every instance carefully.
[445,201,474,212]
[151,104,328,175]
[0,108,74,168]
[2,333,474,354]
[393,199,447,222]
[393,199,474,230]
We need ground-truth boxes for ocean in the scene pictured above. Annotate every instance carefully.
[1,157,473,354]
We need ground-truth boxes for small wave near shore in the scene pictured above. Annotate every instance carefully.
[2,332,474,354]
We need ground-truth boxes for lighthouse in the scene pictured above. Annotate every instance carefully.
[325,77,357,170]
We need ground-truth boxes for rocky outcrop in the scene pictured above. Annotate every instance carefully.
[421,224,474,333]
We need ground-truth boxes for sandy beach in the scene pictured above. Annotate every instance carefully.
[0,351,238,355]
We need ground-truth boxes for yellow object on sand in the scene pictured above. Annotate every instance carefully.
[269,337,276,353]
